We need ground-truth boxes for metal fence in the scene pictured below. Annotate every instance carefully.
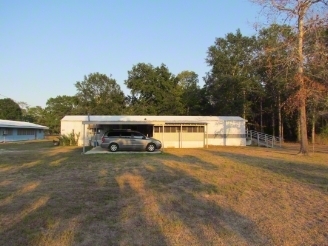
[246,130,281,148]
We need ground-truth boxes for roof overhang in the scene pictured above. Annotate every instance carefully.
[165,121,208,125]
[0,125,48,129]
[82,121,166,125]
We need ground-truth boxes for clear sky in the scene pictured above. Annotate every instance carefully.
[0,0,262,108]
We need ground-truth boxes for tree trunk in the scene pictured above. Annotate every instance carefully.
[299,103,308,154]
[260,99,263,132]
[297,114,301,142]
[312,112,315,144]
[272,107,275,136]
[243,90,246,119]
[297,8,308,154]
[278,93,282,140]
[281,121,284,143]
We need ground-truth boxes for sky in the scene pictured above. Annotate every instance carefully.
[0,0,263,108]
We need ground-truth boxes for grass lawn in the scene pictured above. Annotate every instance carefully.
[0,141,328,246]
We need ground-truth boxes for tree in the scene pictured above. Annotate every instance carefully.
[125,63,184,115]
[204,29,261,118]
[176,71,203,115]
[17,101,34,122]
[44,95,80,134]
[304,26,328,143]
[25,106,46,124]
[256,24,297,138]
[75,73,126,115]
[17,101,29,115]
[250,0,328,154]
[0,98,22,120]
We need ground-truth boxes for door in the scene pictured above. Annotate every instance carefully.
[131,132,146,150]
[119,132,133,150]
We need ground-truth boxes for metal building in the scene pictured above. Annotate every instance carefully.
[61,115,247,149]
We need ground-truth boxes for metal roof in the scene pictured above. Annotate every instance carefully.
[62,115,246,123]
[0,119,49,129]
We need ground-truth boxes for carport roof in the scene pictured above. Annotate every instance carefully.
[82,121,165,125]
[63,115,246,123]
[83,120,208,125]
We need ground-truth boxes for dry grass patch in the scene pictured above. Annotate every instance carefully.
[0,141,327,245]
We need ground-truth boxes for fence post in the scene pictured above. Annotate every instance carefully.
[272,137,274,148]
[257,133,259,146]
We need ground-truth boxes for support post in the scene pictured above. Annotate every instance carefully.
[206,125,208,148]
[180,124,182,148]
[162,124,164,151]
[203,126,205,148]
[83,123,86,154]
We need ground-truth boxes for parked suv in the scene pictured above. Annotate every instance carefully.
[100,129,162,152]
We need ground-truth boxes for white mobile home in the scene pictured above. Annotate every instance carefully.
[61,115,247,150]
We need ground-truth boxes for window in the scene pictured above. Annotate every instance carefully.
[133,132,145,139]
[120,132,131,138]
[107,132,120,137]
[154,126,163,133]
[164,126,180,133]
[17,129,35,135]
[195,126,204,133]
[164,126,171,133]
[2,128,13,135]
[166,126,204,133]
[156,125,204,133]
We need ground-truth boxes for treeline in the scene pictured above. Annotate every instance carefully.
[1,24,327,143]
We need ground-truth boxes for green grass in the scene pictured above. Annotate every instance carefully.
[0,141,328,245]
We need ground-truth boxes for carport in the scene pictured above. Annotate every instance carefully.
[81,120,166,153]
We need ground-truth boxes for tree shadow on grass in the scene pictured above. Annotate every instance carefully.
[0,147,119,245]
[1,147,270,245]
[204,149,328,192]
[132,153,270,245]
[160,152,221,171]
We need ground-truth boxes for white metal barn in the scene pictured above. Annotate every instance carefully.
[61,115,247,150]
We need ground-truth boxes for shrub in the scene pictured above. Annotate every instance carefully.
[57,131,80,146]
[315,126,328,144]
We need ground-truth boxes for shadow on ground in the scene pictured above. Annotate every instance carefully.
[0,143,271,245]
[203,148,328,192]
[1,143,327,245]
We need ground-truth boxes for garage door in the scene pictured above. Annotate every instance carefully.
[153,125,204,148]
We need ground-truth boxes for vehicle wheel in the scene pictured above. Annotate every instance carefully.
[146,143,156,152]
[109,143,119,152]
